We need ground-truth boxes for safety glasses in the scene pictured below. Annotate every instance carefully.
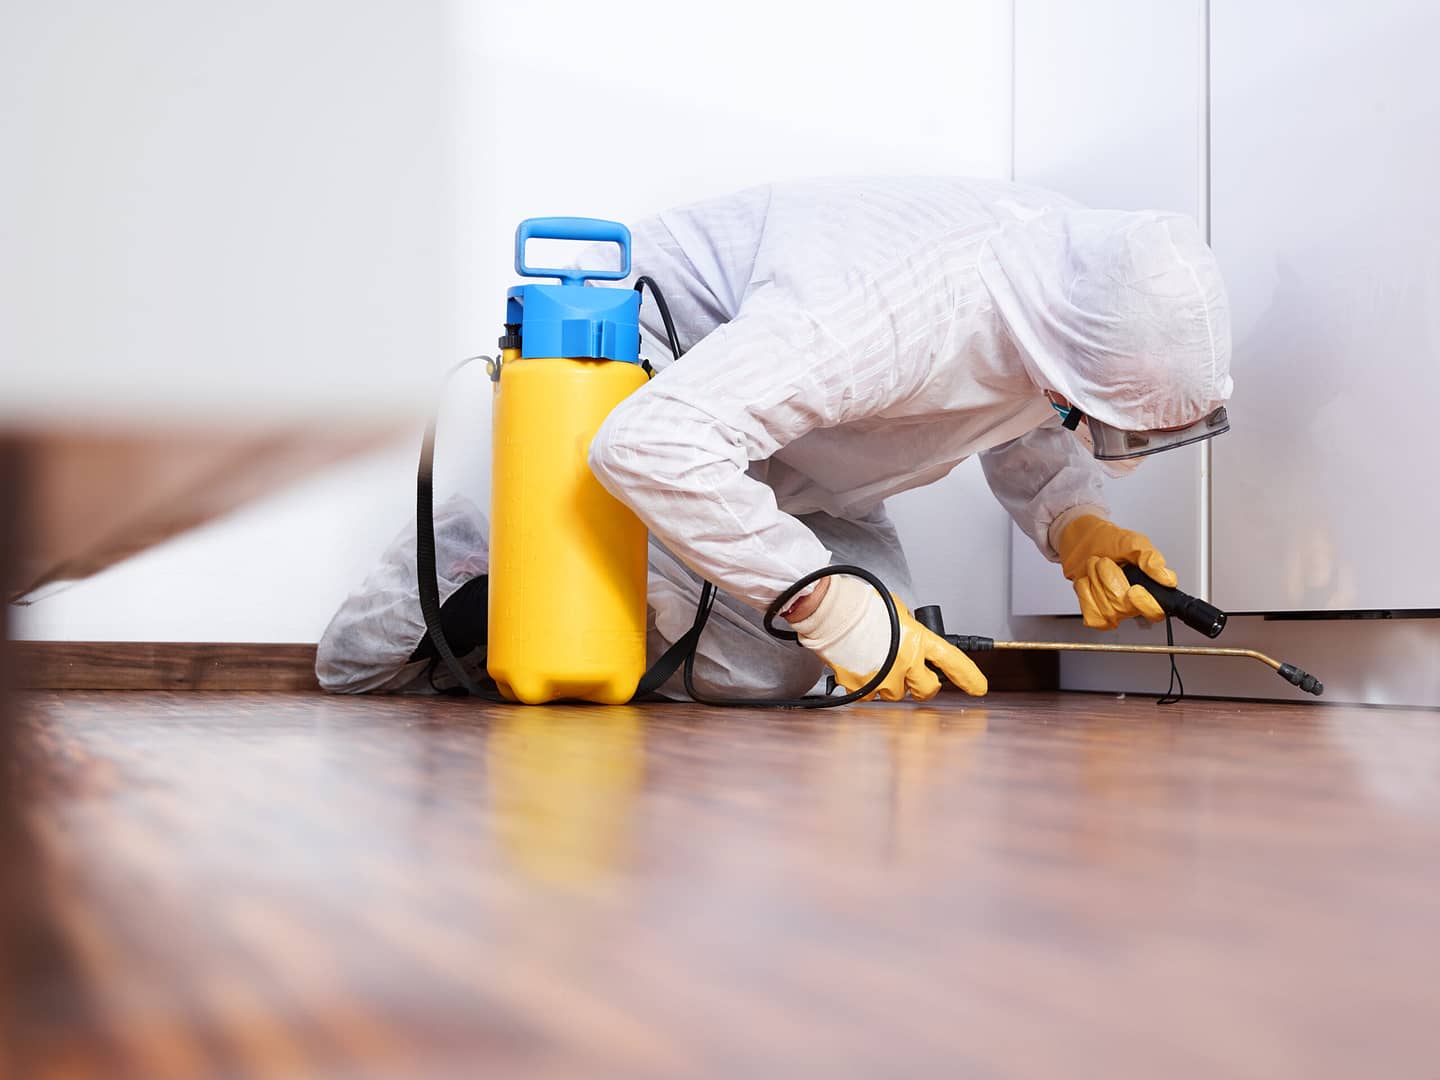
[1086,406,1230,460]
[1050,398,1231,460]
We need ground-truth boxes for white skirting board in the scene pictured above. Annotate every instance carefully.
[1009,613,1440,709]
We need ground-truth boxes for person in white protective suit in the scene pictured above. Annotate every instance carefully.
[316,176,1231,702]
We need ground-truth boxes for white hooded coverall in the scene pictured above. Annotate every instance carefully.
[585,177,1232,698]
[315,176,1232,698]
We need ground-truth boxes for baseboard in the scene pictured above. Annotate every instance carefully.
[12,642,1058,694]
[1012,611,1440,708]
[958,649,1059,692]
[14,642,320,691]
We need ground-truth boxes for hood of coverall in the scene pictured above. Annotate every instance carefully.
[979,208,1232,431]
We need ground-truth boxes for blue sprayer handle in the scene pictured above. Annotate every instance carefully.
[514,217,631,287]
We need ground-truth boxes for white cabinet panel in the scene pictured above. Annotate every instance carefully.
[1011,0,1208,614]
[1211,1,1440,611]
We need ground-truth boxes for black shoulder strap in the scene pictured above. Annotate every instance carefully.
[631,623,701,700]
[416,362,497,698]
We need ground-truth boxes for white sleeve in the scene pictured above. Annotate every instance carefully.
[589,281,934,611]
[979,421,1108,562]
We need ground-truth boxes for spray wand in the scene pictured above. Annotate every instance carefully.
[914,566,1325,697]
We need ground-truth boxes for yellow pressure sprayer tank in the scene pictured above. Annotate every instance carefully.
[487,218,649,704]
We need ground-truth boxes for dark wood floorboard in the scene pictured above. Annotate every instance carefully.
[6,690,1439,1078]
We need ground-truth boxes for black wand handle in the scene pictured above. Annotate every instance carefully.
[913,606,994,652]
[1122,565,1228,639]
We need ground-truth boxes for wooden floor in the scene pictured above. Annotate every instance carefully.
[4,691,1439,1078]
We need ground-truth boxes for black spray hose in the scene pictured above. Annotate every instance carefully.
[666,566,902,709]
[416,356,510,702]
[633,276,904,708]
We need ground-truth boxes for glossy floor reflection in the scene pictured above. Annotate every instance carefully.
[8,691,1440,1077]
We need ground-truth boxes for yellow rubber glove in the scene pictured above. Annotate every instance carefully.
[788,575,988,701]
[1055,514,1178,630]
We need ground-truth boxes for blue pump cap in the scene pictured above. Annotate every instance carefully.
[506,217,641,364]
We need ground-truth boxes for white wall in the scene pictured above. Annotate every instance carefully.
[1009,0,1209,617]
[463,1,1019,634]
[20,1,1020,644]
[17,441,422,643]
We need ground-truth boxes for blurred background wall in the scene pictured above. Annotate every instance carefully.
[6,0,461,639]
[15,0,1019,644]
